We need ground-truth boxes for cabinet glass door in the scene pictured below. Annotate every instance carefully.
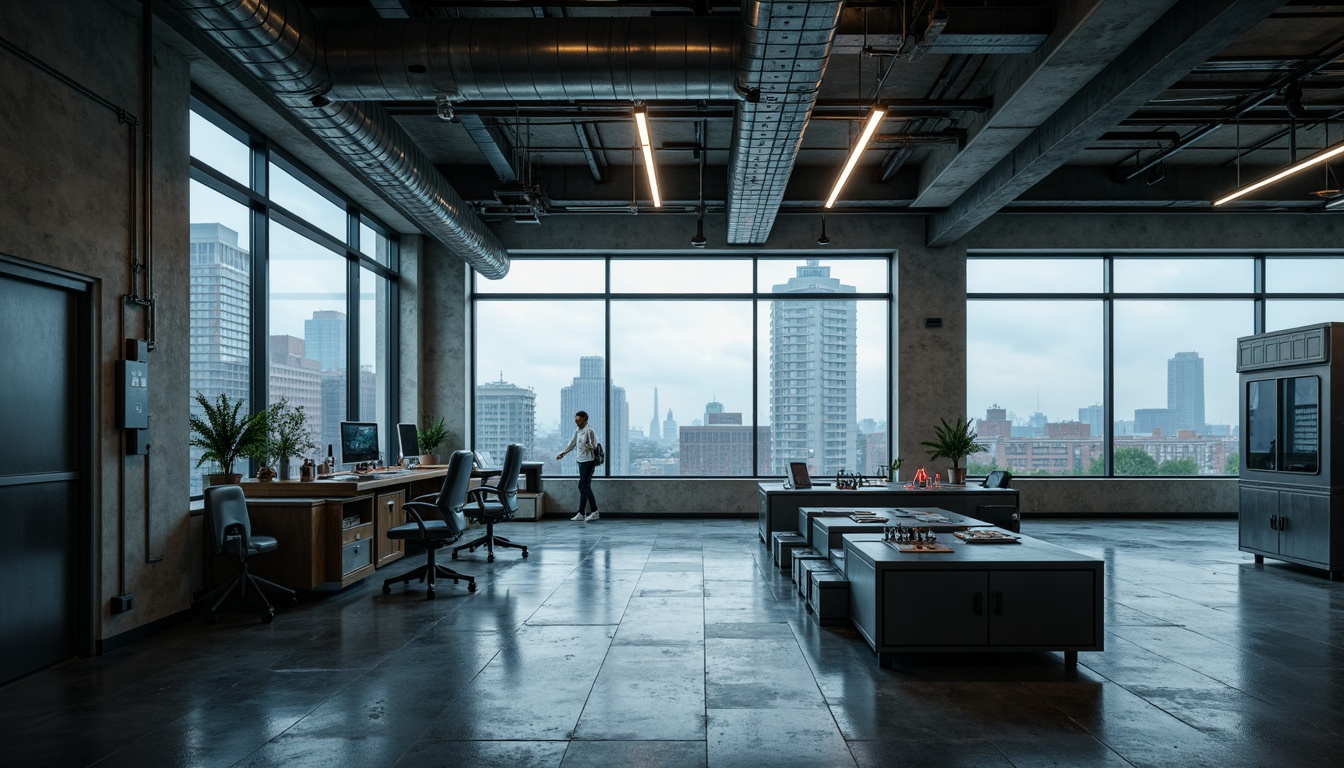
[1246,379,1276,470]
[1281,376,1320,473]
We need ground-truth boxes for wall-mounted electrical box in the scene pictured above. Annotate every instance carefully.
[118,338,149,431]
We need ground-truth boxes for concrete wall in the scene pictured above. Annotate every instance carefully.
[0,0,192,640]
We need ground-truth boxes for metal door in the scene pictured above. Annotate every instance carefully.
[0,261,91,684]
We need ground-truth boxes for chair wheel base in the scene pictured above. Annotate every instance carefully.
[205,612,217,625]
[522,549,529,558]
[468,581,477,592]
[262,609,275,624]
[488,554,495,563]
[427,587,437,599]
[382,584,392,595]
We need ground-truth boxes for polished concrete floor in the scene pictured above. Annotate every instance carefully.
[3,518,1343,767]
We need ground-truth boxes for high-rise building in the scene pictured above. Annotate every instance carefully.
[1168,351,1206,433]
[304,309,346,372]
[977,404,1012,439]
[558,356,628,473]
[476,376,536,461]
[678,405,769,476]
[189,223,252,495]
[1135,407,1177,437]
[662,409,678,445]
[648,387,661,441]
[1079,404,1104,438]
[769,260,857,476]
[268,335,323,473]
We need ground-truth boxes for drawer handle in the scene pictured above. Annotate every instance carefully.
[354,533,361,540]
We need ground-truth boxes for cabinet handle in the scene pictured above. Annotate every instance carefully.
[993,592,1004,616]
[1279,516,1288,532]
[974,592,984,615]
[1270,514,1279,530]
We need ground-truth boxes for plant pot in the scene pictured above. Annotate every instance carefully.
[257,465,277,482]
[279,457,291,481]
[947,467,967,485]
[205,473,242,488]
[419,453,440,466]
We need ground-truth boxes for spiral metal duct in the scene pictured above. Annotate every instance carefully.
[727,0,844,244]
[173,0,510,278]
[323,17,741,102]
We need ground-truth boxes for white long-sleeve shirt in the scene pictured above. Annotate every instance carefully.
[561,426,598,462]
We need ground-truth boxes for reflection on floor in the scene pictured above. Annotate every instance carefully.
[3,518,1342,767]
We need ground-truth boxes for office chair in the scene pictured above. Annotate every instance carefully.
[199,485,297,624]
[381,449,477,598]
[454,443,529,563]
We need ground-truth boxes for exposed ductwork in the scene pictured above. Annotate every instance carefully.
[323,18,741,103]
[727,0,845,244]
[172,0,510,278]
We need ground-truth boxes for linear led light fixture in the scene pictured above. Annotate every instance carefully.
[825,104,888,208]
[634,105,662,208]
[1214,141,1344,206]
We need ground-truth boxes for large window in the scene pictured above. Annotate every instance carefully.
[189,95,398,495]
[968,254,1344,477]
[473,257,891,478]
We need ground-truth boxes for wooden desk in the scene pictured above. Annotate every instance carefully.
[235,469,449,590]
[806,507,988,558]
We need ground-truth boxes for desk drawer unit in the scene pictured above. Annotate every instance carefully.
[772,532,808,570]
[808,571,849,625]
[791,549,828,589]
[798,559,839,603]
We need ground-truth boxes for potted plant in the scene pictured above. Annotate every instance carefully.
[886,456,903,483]
[919,416,988,486]
[190,391,268,487]
[416,416,448,465]
[256,398,317,480]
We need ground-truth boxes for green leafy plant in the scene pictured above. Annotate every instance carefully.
[189,391,268,477]
[919,416,988,470]
[256,398,317,467]
[416,416,448,455]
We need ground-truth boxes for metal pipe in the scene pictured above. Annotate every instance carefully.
[172,0,510,278]
[323,17,740,102]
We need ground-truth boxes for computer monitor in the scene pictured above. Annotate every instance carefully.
[340,421,380,466]
[396,423,419,459]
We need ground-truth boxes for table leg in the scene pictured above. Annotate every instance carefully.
[1064,650,1078,667]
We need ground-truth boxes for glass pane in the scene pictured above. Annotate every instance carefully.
[1113,257,1252,293]
[359,222,391,266]
[1266,300,1344,332]
[755,262,888,478]
[189,181,252,496]
[967,258,1102,294]
[757,258,887,293]
[189,110,249,185]
[1282,376,1319,473]
[611,301,755,475]
[1245,379,1275,470]
[268,221,347,471]
[966,300,1103,477]
[359,268,391,464]
[269,161,347,241]
[610,259,752,294]
[474,300,605,474]
[475,258,605,294]
[1266,258,1344,293]
[1113,300,1250,476]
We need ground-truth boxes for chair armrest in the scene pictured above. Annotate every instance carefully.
[467,484,501,513]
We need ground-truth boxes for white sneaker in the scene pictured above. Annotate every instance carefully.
[585,511,600,522]
[571,512,585,521]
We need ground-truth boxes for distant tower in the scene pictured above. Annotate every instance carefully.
[649,387,661,441]
[769,260,857,475]
[663,409,678,445]
[559,356,628,473]
[1168,352,1206,433]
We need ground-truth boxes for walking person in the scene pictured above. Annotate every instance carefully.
[557,410,600,521]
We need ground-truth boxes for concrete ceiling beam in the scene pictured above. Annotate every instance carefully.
[926,0,1291,247]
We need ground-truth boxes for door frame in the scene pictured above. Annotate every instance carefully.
[0,252,96,659]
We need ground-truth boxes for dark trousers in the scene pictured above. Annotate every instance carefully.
[577,460,598,513]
